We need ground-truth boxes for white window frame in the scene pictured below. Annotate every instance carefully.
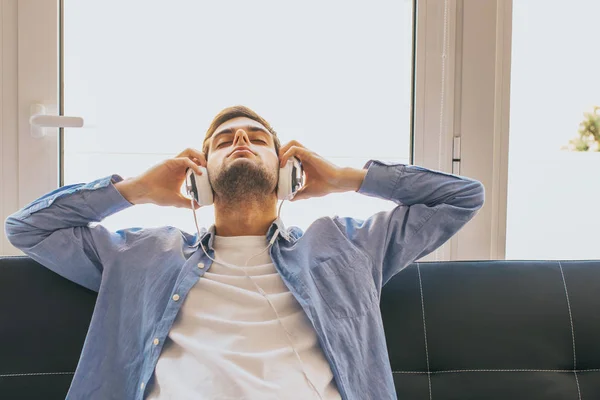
[414,0,512,261]
[0,0,19,255]
[1,0,513,260]
[1,0,60,256]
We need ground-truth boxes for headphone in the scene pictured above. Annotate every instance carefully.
[184,156,305,206]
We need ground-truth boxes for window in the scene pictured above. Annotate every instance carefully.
[506,1,600,260]
[62,0,415,234]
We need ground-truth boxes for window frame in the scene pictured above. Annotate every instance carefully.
[2,0,513,261]
[413,0,512,262]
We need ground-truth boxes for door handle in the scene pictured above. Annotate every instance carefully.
[30,104,84,138]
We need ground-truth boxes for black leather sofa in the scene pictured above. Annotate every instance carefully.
[1,256,599,399]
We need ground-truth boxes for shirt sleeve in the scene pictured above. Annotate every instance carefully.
[4,175,138,292]
[333,160,485,287]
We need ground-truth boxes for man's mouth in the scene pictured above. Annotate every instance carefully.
[229,148,254,157]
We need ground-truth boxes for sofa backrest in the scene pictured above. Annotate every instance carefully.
[382,259,600,399]
[1,256,599,399]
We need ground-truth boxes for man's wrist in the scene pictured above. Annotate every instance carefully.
[335,167,368,193]
[114,178,148,205]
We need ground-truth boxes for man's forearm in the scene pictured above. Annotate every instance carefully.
[335,167,369,193]
[358,160,484,211]
[5,174,134,250]
[114,178,148,205]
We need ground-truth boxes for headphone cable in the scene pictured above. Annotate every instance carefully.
[190,197,325,400]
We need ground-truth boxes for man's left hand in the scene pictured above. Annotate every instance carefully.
[279,141,368,201]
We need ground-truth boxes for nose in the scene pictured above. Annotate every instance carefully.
[233,129,251,146]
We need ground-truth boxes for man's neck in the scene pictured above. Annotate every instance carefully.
[213,197,278,237]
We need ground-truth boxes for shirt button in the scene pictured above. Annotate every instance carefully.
[140,382,145,389]
[172,294,180,301]
[197,263,204,269]
[153,338,159,345]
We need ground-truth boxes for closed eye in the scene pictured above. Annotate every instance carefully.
[217,139,266,148]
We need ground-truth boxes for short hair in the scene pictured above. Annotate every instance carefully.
[203,105,281,158]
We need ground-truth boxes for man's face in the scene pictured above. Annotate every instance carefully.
[206,117,279,203]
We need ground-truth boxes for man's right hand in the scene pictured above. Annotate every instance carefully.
[114,148,207,209]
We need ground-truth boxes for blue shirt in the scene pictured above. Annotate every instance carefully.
[5,160,484,400]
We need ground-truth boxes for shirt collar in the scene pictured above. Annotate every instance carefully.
[197,217,291,251]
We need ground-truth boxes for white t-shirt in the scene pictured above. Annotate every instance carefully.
[146,234,341,400]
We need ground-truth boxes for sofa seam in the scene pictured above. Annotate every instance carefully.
[392,368,600,374]
[0,372,75,377]
[417,263,432,400]
[558,260,581,400]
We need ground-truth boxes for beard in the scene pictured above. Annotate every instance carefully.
[210,158,278,205]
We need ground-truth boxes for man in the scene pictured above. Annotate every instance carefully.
[5,105,485,400]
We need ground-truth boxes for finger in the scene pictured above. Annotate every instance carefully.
[173,157,204,175]
[278,140,305,157]
[193,152,207,167]
[176,194,201,209]
[280,146,310,167]
[290,185,309,201]
[191,156,207,167]
[279,140,304,157]
[176,148,207,167]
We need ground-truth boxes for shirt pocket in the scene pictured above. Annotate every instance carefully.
[309,248,378,319]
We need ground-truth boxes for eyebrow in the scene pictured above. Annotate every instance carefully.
[212,125,271,142]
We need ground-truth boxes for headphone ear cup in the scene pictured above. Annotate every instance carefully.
[278,157,304,200]
[187,167,213,206]
[277,164,291,200]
